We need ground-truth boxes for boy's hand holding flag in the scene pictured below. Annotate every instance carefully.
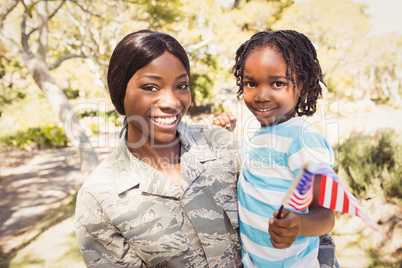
[277,162,385,236]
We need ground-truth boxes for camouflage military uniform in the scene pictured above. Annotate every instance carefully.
[75,122,243,267]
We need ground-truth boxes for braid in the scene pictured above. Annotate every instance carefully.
[233,30,325,116]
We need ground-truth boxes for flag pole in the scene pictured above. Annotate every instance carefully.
[276,205,284,219]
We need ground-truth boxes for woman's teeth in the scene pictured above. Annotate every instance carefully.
[153,116,176,125]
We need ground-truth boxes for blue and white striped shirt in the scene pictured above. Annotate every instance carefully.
[239,117,334,268]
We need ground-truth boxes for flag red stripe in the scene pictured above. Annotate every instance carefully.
[290,194,312,206]
[329,180,338,210]
[291,190,312,201]
[319,175,326,206]
[342,191,349,214]
[290,198,309,205]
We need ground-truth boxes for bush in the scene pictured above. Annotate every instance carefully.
[335,128,402,201]
[78,109,121,127]
[1,125,69,149]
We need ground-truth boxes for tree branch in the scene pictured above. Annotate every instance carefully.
[0,28,20,50]
[0,0,19,28]
[233,0,240,9]
[21,10,31,54]
[0,27,32,64]
[49,0,66,20]
[27,0,66,38]
[48,53,87,70]
[36,1,48,60]
[69,0,103,18]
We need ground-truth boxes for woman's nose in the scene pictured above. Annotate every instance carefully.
[158,89,181,110]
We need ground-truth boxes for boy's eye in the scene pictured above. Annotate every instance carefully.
[245,81,257,88]
[142,85,158,92]
[273,81,286,88]
[177,83,189,90]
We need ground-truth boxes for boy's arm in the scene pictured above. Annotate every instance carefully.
[269,175,335,249]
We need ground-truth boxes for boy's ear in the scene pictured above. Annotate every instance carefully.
[295,82,302,98]
[294,74,302,94]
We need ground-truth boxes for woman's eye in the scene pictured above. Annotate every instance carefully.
[143,85,158,92]
[177,83,189,90]
[245,81,257,88]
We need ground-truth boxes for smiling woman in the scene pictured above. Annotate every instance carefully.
[75,30,243,267]
[124,51,191,148]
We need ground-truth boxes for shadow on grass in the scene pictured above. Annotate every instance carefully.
[0,192,77,268]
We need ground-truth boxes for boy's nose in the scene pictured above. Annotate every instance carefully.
[255,87,271,102]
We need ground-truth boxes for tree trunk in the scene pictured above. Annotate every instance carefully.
[25,56,100,177]
[12,1,100,179]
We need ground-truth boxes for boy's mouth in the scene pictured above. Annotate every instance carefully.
[253,106,278,112]
[256,108,275,112]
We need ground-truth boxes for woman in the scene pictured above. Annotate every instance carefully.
[75,30,242,267]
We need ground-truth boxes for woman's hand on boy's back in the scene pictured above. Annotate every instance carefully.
[212,112,236,132]
[269,209,301,249]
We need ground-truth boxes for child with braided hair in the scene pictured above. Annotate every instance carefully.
[214,30,338,267]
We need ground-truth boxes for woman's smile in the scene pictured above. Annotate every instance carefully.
[150,114,178,128]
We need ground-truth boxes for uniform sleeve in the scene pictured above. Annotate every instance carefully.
[287,130,334,177]
[210,125,243,173]
[75,189,145,267]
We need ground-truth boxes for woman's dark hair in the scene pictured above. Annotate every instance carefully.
[107,30,190,115]
[233,30,325,117]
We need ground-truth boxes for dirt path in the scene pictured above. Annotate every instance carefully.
[0,145,115,255]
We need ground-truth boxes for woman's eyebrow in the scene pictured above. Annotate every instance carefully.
[138,73,188,81]
[176,73,188,80]
[140,74,162,80]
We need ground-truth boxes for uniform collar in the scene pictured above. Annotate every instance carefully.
[115,121,216,196]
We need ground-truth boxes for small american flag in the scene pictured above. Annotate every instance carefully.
[280,163,385,236]
[283,164,315,211]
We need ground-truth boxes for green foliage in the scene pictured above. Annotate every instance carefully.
[142,0,184,30]
[335,128,402,201]
[190,74,214,105]
[1,125,69,149]
[62,87,80,99]
[186,50,219,108]
[0,42,29,112]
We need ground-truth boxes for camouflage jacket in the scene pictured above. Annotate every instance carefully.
[75,122,243,267]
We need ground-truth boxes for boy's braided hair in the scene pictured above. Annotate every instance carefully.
[233,30,325,116]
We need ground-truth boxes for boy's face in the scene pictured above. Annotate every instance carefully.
[242,46,300,127]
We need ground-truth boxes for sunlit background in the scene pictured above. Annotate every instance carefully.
[0,0,401,267]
